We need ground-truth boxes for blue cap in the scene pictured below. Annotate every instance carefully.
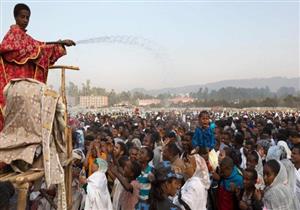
[154,161,183,181]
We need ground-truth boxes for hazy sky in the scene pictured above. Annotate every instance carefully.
[0,0,299,91]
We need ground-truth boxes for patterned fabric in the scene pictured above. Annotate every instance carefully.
[0,79,67,210]
[192,127,216,150]
[137,164,153,201]
[0,25,66,130]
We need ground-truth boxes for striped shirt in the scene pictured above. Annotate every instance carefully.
[137,164,153,200]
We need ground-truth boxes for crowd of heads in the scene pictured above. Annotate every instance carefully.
[2,108,300,209]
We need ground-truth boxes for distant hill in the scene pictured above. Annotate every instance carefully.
[131,77,300,96]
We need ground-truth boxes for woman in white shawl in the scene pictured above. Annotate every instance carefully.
[262,159,300,210]
[174,154,210,210]
[266,144,296,193]
[84,158,113,210]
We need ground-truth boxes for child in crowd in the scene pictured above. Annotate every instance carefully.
[217,157,243,210]
[192,111,216,151]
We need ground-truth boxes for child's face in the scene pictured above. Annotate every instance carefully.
[243,171,255,189]
[91,163,99,174]
[199,114,210,129]
[263,165,276,186]
[220,164,232,178]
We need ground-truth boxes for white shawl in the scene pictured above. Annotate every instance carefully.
[174,154,210,210]
[263,160,300,210]
[85,171,113,210]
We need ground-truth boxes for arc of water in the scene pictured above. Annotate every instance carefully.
[75,35,171,84]
[77,35,162,52]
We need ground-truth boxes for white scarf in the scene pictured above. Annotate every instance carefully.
[85,171,113,210]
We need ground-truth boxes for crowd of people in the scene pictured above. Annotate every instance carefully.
[0,3,300,210]
[2,109,299,210]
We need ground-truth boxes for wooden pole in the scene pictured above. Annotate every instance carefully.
[61,68,67,106]
[48,65,79,209]
[51,65,79,210]
[16,182,29,210]
[66,128,73,210]
[49,65,79,71]
[60,67,72,209]
[15,171,45,183]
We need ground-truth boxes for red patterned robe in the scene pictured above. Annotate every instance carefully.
[0,25,66,131]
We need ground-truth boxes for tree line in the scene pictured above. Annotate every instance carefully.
[67,80,300,108]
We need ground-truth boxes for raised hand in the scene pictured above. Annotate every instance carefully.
[61,39,76,46]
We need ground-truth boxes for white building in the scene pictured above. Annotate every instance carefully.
[138,99,161,106]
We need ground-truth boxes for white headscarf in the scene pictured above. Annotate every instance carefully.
[84,159,112,210]
[263,160,300,210]
[266,145,296,193]
[277,141,291,159]
[173,154,210,210]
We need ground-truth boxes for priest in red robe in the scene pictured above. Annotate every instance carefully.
[0,3,75,131]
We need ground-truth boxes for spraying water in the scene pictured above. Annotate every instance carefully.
[76,35,171,84]
[76,35,167,60]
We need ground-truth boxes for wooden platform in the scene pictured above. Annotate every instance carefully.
[0,169,45,210]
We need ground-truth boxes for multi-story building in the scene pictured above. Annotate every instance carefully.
[79,96,108,108]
